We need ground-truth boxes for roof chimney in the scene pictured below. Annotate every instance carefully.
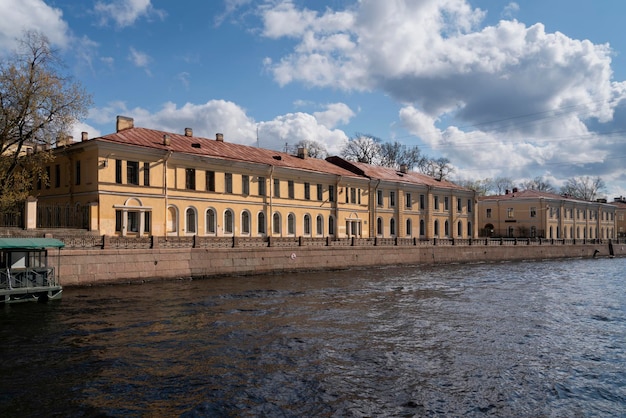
[216,133,224,142]
[184,128,193,137]
[505,189,510,195]
[297,147,308,159]
[81,132,88,142]
[162,134,171,146]
[400,164,408,174]
[116,115,134,132]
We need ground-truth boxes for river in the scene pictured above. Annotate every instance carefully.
[1,258,625,417]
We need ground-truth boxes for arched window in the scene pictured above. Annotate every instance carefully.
[377,217,383,236]
[316,215,323,236]
[406,219,412,236]
[549,226,553,239]
[273,213,281,234]
[288,213,295,235]
[434,220,439,236]
[390,218,396,236]
[185,207,197,234]
[206,208,216,234]
[303,214,311,236]
[167,206,177,233]
[241,211,250,235]
[457,221,462,237]
[328,216,335,236]
[258,212,266,235]
[224,210,234,234]
[444,220,449,237]
[467,221,472,238]
[420,219,425,236]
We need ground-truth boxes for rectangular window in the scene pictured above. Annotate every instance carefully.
[358,189,361,205]
[420,194,425,210]
[350,187,356,204]
[390,191,396,207]
[377,190,383,206]
[467,199,472,213]
[457,198,462,212]
[206,171,215,191]
[304,182,310,200]
[329,185,335,202]
[127,161,139,185]
[242,175,250,195]
[434,196,439,210]
[225,173,232,193]
[486,208,492,218]
[530,207,537,217]
[144,212,151,233]
[75,160,81,185]
[345,188,349,203]
[185,168,196,190]
[274,179,280,197]
[115,160,122,184]
[258,176,266,196]
[317,184,323,201]
[143,162,150,186]
[115,210,122,232]
[288,180,295,199]
[405,193,412,209]
[55,164,60,188]
[444,196,449,211]
[507,208,514,218]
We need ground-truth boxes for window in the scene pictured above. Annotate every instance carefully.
[329,185,335,202]
[273,213,280,234]
[457,198,462,212]
[317,184,323,201]
[345,188,349,204]
[128,211,139,233]
[185,168,196,190]
[224,210,234,234]
[406,219,412,236]
[127,161,139,185]
[486,208,492,218]
[225,173,232,193]
[377,217,383,236]
[457,221,462,237]
[420,219,425,236]
[242,211,250,234]
[75,160,81,185]
[144,212,151,233]
[114,160,122,184]
[288,180,294,199]
[316,215,323,235]
[350,187,356,204]
[507,208,514,218]
[274,179,280,198]
[434,196,439,210]
[304,214,311,235]
[467,221,472,237]
[434,220,440,236]
[420,194,425,210]
[467,199,472,213]
[405,193,412,209]
[242,175,250,195]
[206,209,216,234]
[444,197,449,211]
[55,164,60,188]
[390,191,396,207]
[186,208,196,233]
[258,212,266,234]
[328,216,335,235]
[167,206,177,233]
[530,207,537,218]
[377,190,383,206]
[288,213,295,235]
[115,210,122,232]
[143,162,150,186]
[258,176,266,196]
[304,182,310,200]
[444,220,449,236]
[390,218,396,236]
[206,171,215,192]
[358,189,361,205]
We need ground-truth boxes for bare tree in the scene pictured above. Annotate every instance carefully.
[560,176,606,201]
[294,139,328,159]
[341,133,381,164]
[379,141,426,169]
[454,178,490,196]
[0,31,92,211]
[519,176,554,192]
[489,177,515,195]
[423,157,454,181]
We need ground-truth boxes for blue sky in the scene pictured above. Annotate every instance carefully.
[2,0,626,197]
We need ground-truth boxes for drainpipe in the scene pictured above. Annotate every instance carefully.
[268,165,274,235]
[163,151,173,237]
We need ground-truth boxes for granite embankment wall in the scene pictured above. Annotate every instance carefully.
[58,240,625,287]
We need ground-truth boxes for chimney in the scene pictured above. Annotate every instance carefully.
[81,132,88,142]
[297,147,308,159]
[162,134,171,146]
[400,164,408,174]
[505,189,510,195]
[184,128,193,137]
[216,133,224,142]
[512,187,518,193]
[116,115,134,132]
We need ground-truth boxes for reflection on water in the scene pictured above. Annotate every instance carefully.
[1,259,625,417]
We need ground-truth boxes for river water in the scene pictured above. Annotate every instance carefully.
[1,258,625,417]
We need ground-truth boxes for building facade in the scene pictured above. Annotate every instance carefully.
[478,189,616,240]
[33,116,476,239]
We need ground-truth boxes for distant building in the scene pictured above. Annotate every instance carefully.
[478,188,616,239]
[609,197,626,237]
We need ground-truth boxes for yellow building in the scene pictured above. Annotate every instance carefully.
[33,116,475,239]
[478,188,616,240]
[610,197,626,237]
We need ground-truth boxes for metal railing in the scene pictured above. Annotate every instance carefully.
[1,268,56,290]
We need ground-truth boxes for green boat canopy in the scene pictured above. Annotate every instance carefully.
[0,238,65,249]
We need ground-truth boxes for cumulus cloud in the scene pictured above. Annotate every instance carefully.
[94,0,166,28]
[259,0,626,195]
[313,103,355,129]
[0,0,69,52]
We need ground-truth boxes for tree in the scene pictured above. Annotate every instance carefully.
[423,157,454,181]
[519,176,554,192]
[379,141,426,170]
[293,139,328,159]
[341,133,381,164]
[560,176,606,201]
[489,176,515,195]
[0,31,91,212]
[454,178,490,196]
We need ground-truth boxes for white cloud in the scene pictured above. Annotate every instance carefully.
[0,0,69,52]
[128,47,151,74]
[313,103,355,129]
[94,0,165,28]
[502,2,519,19]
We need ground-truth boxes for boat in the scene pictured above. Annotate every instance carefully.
[0,238,64,303]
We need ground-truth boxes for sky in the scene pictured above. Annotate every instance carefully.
[1,0,626,198]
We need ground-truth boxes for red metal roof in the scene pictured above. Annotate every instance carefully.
[478,189,603,203]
